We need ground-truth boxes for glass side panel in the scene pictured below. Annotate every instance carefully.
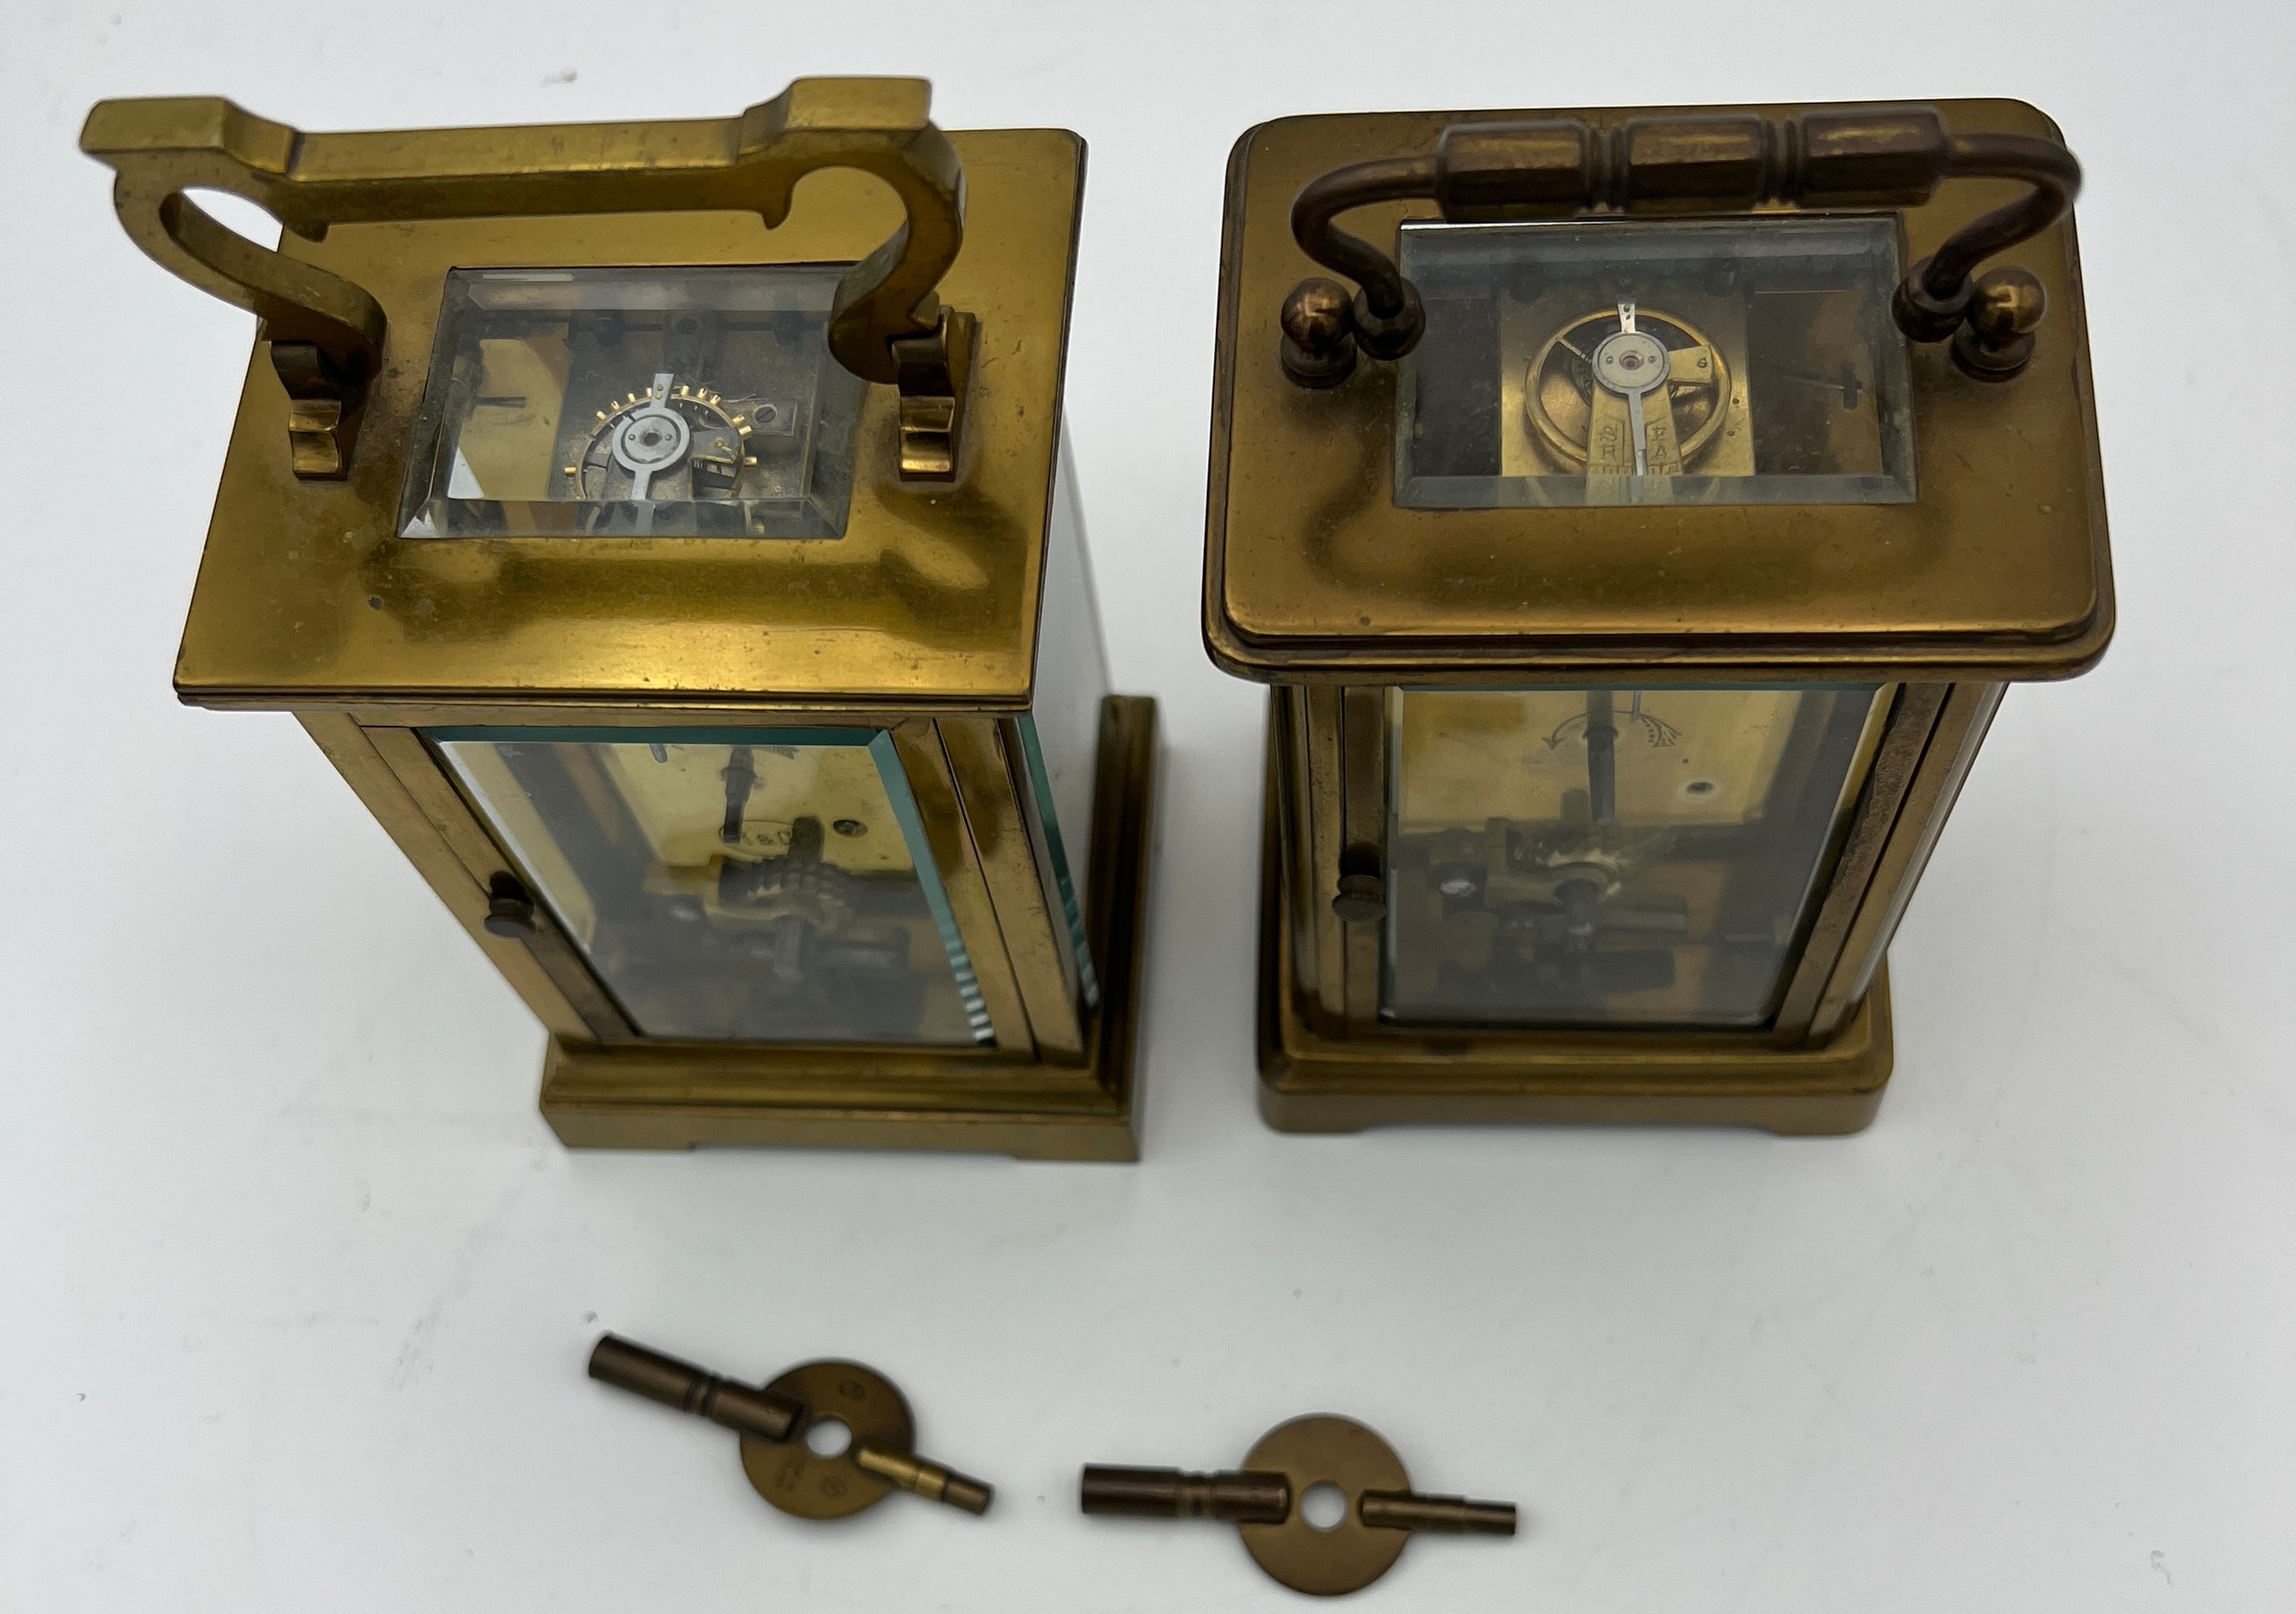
[1397,217,1915,509]
[400,266,863,539]
[1384,685,1887,1030]
[432,728,990,1046]
[1019,435,1110,1010]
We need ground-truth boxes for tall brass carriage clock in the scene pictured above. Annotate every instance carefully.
[84,80,1155,1160]
[1206,100,2110,1134]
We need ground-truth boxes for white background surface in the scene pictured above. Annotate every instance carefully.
[3,4,2292,1608]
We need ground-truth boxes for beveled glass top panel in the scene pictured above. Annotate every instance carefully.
[400,266,862,540]
[1397,217,1915,510]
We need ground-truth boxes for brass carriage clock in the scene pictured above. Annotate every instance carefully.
[1206,100,2109,1134]
[84,80,1154,1159]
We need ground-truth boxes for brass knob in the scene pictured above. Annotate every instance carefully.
[482,872,536,937]
[1953,266,2049,381]
[1332,874,1386,923]
[1332,842,1387,923]
[1280,277,1357,389]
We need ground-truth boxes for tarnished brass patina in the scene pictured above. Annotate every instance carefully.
[85,80,1154,1160]
[589,1336,994,1519]
[1208,98,2110,1135]
[1082,1415,1515,1596]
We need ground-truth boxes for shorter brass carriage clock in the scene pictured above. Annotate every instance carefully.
[84,80,1154,1159]
[1206,100,2110,1134]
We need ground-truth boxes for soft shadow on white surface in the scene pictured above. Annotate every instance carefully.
[3,3,2292,1610]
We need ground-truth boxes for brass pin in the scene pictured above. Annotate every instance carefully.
[854,1440,995,1515]
[1359,1490,1516,1534]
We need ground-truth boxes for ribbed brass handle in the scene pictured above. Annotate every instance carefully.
[81,79,972,479]
[1279,104,2079,388]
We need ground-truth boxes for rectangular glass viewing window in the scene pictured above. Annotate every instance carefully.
[400,265,864,539]
[432,728,991,1047]
[1396,216,1916,509]
[1384,684,1888,1031]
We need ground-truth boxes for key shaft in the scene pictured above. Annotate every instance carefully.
[1080,1465,1291,1524]
[587,1334,804,1445]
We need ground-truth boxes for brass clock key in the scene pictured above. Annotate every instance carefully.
[587,1335,993,1519]
[1082,1415,1515,1595]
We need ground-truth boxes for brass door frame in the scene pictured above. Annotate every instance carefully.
[1805,681,2004,1037]
[938,716,1089,1064]
[301,708,1108,1083]
[1277,678,2002,1053]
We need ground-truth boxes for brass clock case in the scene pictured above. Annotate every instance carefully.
[1205,100,2106,1138]
[83,83,1159,1162]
